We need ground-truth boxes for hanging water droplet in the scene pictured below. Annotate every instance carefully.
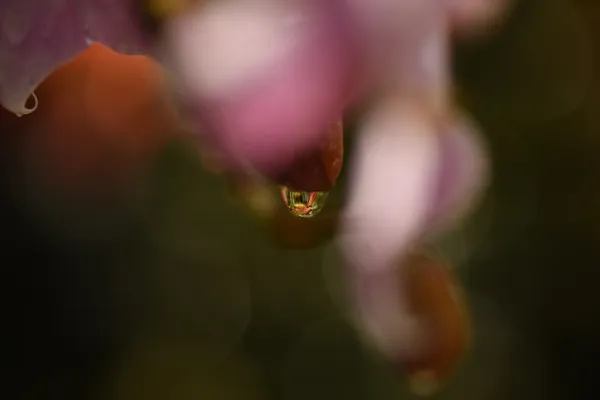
[281,187,329,218]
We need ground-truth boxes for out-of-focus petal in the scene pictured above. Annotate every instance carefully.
[349,264,429,362]
[338,101,487,364]
[426,113,489,233]
[0,0,151,116]
[165,0,356,175]
[403,252,471,393]
[337,99,440,358]
[338,100,440,274]
[344,0,450,109]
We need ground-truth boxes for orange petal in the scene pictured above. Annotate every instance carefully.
[17,43,177,200]
[401,252,471,391]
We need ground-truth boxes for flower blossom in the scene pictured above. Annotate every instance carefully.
[0,0,509,381]
[162,0,506,371]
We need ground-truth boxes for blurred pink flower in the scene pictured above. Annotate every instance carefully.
[0,0,507,366]
[339,101,488,361]
[0,0,150,116]
[163,0,359,175]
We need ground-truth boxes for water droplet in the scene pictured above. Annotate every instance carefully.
[281,187,328,218]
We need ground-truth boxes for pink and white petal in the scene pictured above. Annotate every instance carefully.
[164,1,313,98]
[426,113,489,233]
[164,0,356,175]
[390,17,450,112]
[348,265,430,360]
[0,0,151,116]
[204,41,351,175]
[338,100,440,275]
[337,99,441,358]
[339,106,489,360]
[342,0,450,108]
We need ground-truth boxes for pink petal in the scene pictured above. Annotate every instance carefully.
[338,101,488,360]
[338,100,440,357]
[0,0,151,116]
[342,0,450,106]
[165,1,357,175]
[338,100,440,274]
[426,113,489,233]
[202,41,352,175]
[348,266,429,360]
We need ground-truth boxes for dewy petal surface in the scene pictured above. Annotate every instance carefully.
[0,0,151,115]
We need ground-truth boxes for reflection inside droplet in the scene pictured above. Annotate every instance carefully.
[281,187,328,218]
